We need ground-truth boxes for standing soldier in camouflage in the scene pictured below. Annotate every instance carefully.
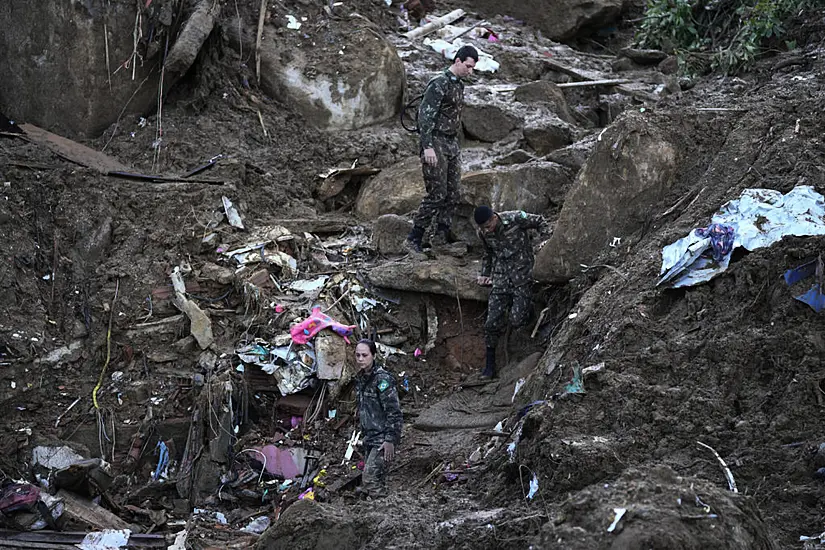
[474,205,549,379]
[404,45,479,254]
[354,339,403,498]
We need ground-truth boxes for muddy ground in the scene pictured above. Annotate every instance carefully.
[1,0,825,548]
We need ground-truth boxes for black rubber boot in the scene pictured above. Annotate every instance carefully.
[404,225,425,254]
[481,346,496,378]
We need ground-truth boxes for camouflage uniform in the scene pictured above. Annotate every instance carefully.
[355,365,403,496]
[478,211,549,348]
[413,69,465,233]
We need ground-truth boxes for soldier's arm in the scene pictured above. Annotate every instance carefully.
[418,78,446,150]
[479,233,493,277]
[377,375,403,444]
[515,211,550,235]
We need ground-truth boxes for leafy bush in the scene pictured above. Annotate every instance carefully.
[635,0,810,74]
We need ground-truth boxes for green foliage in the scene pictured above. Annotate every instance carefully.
[634,0,810,75]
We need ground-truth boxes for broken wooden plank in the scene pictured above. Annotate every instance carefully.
[556,79,631,88]
[403,9,465,40]
[327,471,362,493]
[106,171,224,185]
[18,124,130,174]
[56,489,134,532]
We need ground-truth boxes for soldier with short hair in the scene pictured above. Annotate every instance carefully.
[404,45,479,254]
[354,339,403,498]
[474,205,550,379]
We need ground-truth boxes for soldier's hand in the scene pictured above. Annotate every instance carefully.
[422,148,437,166]
[380,442,395,462]
[477,276,492,286]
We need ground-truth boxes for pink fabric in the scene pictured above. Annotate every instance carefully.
[290,306,355,344]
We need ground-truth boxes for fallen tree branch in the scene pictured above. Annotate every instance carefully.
[164,0,221,76]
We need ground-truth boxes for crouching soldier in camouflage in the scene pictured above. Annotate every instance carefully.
[354,339,403,498]
[474,206,549,379]
[404,45,478,255]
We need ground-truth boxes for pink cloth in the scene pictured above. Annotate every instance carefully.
[290,306,355,344]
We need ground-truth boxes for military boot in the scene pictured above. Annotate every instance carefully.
[428,224,467,258]
[481,346,496,379]
[403,225,427,259]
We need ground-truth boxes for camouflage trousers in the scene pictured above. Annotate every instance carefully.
[485,283,532,349]
[361,445,388,497]
[413,135,461,231]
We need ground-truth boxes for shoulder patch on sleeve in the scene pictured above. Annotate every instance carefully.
[377,379,390,392]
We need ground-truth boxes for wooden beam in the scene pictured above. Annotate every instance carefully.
[556,79,631,88]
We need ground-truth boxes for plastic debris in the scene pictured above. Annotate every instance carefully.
[32,446,85,470]
[289,276,329,293]
[77,529,131,550]
[299,487,315,500]
[286,15,302,29]
[241,516,271,534]
[527,474,539,500]
[784,255,825,312]
[221,196,244,229]
[290,306,355,344]
[563,365,585,394]
[423,37,500,72]
[607,508,627,532]
[414,348,423,357]
[659,186,825,288]
[193,508,227,524]
[152,441,169,481]
[342,430,362,464]
[168,530,187,550]
[511,378,526,403]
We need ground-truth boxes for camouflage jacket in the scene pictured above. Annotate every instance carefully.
[418,69,464,150]
[355,365,403,446]
[478,211,549,288]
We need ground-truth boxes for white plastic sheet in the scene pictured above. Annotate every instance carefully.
[659,186,825,288]
[423,38,499,73]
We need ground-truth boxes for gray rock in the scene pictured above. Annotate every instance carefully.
[356,157,424,220]
[462,104,519,143]
[493,149,536,166]
[534,113,681,282]
[513,81,575,124]
[523,117,575,155]
[372,214,413,255]
[366,257,490,302]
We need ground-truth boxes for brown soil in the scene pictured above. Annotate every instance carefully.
[1,1,825,549]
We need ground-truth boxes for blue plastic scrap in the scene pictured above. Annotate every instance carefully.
[784,256,825,313]
[153,441,169,481]
[563,365,585,394]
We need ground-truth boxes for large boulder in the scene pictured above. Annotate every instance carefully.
[471,0,623,41]
[0,1,161,137]
[461,162,572,215]
[356,157,425,220]
[257,16,405,130]
[372,214,413,255]
[522,115,576,155]
[545,135,598,173]
[462,103,519,143]
[367,257,490,302]
[514,81,575,124]
[534,113,680,282]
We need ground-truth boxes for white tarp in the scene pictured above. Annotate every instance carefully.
[422,38,499,73]
[659,186,825,288]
